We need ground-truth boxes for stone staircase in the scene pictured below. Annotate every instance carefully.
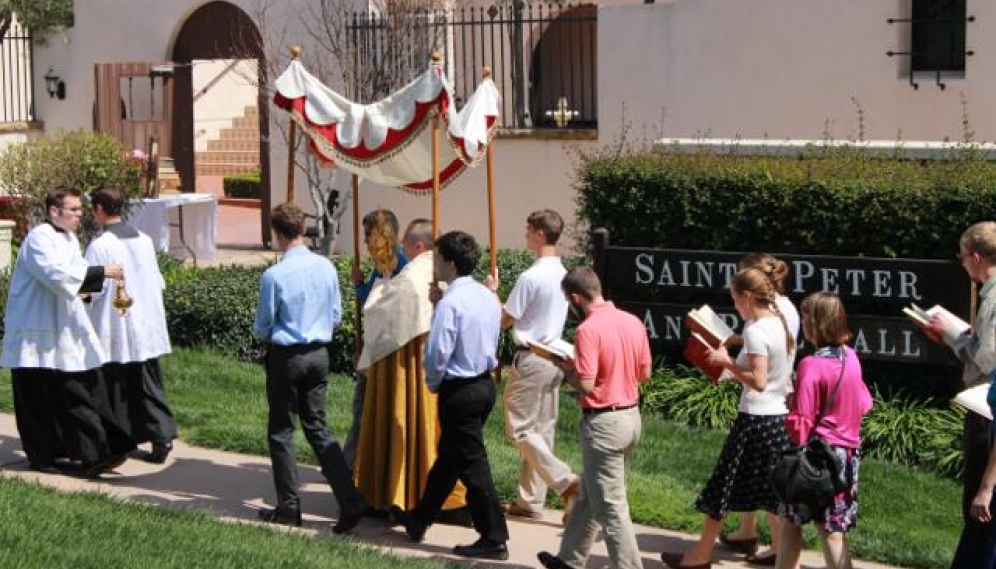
[195,106,260,177]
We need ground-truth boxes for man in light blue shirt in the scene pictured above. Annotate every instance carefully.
[253,202,366,534]
[391,230,509,560]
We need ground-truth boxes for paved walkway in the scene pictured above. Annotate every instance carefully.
[0,414,907,569]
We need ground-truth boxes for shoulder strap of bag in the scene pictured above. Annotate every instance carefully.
[811,346,846,432]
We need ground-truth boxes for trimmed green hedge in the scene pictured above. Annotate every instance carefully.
[576,149,996,258]
[161,257,356,371]
[222,171,261,199]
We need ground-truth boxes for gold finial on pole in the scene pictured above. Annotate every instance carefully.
[481,65,492,79]
[430,52,443,66]
[290,45,302,59]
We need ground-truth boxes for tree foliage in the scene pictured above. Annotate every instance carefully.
[0,131,142,242]
[0,0,73,34]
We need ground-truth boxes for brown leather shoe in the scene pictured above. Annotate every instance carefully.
[660,551,711,569]
[500,500,543,520]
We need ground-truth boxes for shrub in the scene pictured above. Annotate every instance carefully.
[640,367,740,429]
[159,256,358,371]
[574,148,996,259]
[163,264,267,361]
[0,131,142,242]
[861,390,965,478]
[223,170,261,199]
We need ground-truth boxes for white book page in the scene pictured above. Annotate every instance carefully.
[925,305,970,336]
[953,383,993,420]
[692,305,735,343]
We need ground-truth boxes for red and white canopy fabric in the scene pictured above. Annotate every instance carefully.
[273,59,500,193]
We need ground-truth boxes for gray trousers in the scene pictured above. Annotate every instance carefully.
[266,343,363,514]
[505,351,574,511]
[559,406,642,569]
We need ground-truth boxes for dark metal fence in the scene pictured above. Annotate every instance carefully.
[347,3,597,130]
[1,18,35,122]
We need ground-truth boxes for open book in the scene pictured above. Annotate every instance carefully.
[953,382,993,420]
[527,338,575,362]
[682,332,725,383]
[902,303,970,343]
[685,305,736,348]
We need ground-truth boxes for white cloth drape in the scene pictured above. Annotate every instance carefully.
[273,60,500,192]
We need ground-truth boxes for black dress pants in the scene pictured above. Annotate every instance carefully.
[951,412,996,569]
[266,343,364,514]
[413,375,509,544]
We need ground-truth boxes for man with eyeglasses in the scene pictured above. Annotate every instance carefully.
[1,187,135,478]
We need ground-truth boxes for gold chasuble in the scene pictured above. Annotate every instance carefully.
[355,252,466,511]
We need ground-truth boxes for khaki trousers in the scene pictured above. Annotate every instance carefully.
[559,406,642,569]
[504,351,574,511]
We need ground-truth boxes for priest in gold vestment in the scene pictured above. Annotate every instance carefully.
[354,218,466,511]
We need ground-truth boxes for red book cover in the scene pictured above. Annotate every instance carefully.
[682,333,724,384]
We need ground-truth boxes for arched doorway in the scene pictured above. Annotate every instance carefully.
[528,5,597,129]
[172,1,272,246]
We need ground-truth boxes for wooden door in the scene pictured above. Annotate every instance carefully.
[94,62,174,165]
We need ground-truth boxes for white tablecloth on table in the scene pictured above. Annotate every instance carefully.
[128,193,217,262]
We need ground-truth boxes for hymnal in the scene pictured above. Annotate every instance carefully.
[527,338,575,362]
[685,304,736,348]
[902,303,970,344]
[682,332,725,383]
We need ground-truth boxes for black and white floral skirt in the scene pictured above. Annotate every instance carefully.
[694,412,791,520]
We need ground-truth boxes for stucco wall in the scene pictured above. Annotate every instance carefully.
[599,0,996,142]
[327,134,593,257]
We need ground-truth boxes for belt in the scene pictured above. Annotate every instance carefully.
[514,345,531,352]
[442,371,492,382]
[581,403,638,415]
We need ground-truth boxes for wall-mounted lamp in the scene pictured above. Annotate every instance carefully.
[44,68,66,100]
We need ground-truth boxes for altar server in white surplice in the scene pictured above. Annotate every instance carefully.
[1,187,135,477]
[85,187,177,464]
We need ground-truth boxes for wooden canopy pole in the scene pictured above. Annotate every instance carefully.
[431,53,442,239]
[285,46,301,204]
[352,173,362,352]
[483,66,497,277]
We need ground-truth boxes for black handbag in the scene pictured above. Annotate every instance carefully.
[770,350,847,509]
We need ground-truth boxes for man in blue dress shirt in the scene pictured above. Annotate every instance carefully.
[253,202,366,534]
[390,230,510,560]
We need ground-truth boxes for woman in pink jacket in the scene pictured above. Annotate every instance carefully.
[775,293,872,569]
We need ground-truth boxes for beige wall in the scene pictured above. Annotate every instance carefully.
[599,0,996,142]
[331,135,592,257]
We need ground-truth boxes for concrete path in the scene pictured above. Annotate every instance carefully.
[0,412,906,569]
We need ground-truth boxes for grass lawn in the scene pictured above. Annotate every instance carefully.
[0,477,460,569]
[0,347,962,568]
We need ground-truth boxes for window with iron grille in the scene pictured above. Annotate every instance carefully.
[911,0,967,73]
[0,16,36,123]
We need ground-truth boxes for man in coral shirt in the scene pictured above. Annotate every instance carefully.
[538,266,652,569]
